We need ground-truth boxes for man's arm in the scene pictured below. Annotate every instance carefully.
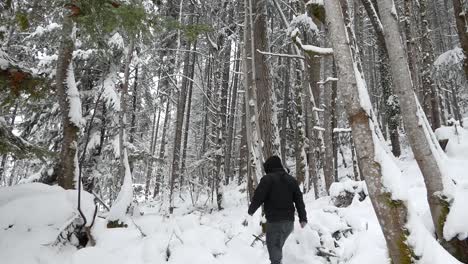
[248,176,270,215]
[293,180,307,223]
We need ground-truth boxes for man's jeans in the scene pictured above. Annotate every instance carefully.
[265,221,294,264]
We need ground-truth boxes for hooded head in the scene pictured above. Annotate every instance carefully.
[263,155,284,174]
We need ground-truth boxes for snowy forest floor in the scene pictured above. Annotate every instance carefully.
[1,121,468,264]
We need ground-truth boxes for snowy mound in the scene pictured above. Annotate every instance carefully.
[0,183,95,264]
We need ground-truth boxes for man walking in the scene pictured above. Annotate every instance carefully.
[248,155,308,264]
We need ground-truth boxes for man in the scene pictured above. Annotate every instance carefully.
[248,155,308,264]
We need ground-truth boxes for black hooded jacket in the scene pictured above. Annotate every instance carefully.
[247,156,307,223]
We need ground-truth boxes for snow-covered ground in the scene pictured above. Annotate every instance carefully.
[1,124,467,264]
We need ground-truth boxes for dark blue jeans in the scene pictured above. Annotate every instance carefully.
[265,221,294,264]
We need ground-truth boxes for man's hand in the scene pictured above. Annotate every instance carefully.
[300,221,307,228]
[242,214,253,226]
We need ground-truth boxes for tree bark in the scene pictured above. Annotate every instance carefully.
[244,0,264,197]
[253,0,281,158]
[452,0,468,77]
[224,45,241,185]
[376,0,468,260]
[420,0,442,130]
[169,48,191,213]
[324,0,411,262]
[56,8,80,190]
[153,95,171,198]
[360,0,401,157]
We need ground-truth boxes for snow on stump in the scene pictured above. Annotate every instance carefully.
[0,183,96,249]
[329,180,367,208]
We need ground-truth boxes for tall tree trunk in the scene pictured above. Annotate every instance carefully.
[452,0,468,77]
[294,67,309,193]
[180,44,197,191]
[324,1,412,262]
[238,98,248,187]
[420,0,442,130]
[169,48,191,213]
[403,0,420,95]
[145,108,159,200]
[376,0,468,260]
[323,57,337,190]
[153,96,171,198]
[280,49,291,164]
[129,65,139,173]
[244,0,264,197]
[253,0,281,158]
[56,8,81,190]
[360,0,401,157]
[224,45,241,185]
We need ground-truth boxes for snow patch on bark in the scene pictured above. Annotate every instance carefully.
[106,149,134,222]
[66,63,85,127]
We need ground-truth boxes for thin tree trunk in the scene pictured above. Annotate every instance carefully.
[323,57,337,190]
[144,109,158,200]
[169,49,191,213]
[129,65,139,173]
[280,49,290,164]
[452,0,468,77]
[420,0,442,130]
[225,45,241,185]
[180,43,197,191]
[56,8,80,190]
[153,96,171,198]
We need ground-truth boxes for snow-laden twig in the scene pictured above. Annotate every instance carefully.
[256,49,305,60]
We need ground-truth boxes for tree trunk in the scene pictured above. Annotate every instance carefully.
[180,43,197,191]
[168,48,191,213]
[225,45,241,185]
[153,96,171,198]
[452,0,468,77]
[376,0,468,260]
[323,57,337,190]
[420,0,442,130]
[253,0,281,158]
[129,65,139,173]
[324,0,412,262]
[56,9,80,190]
[244,0,264,196]
[360,0,401,157]
[145,108,159,200]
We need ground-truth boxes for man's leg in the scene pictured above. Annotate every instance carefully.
[266,221,294,264]
[279,221,294,249]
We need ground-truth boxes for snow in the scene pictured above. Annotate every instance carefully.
[102,67,121,111]
[66,63,85,127]
[108,32,124,49]
[305,0,324,6]
[0,49,10,70]
[440,125,468,240]
[354,63,373,115]
[372,126,408,200]
[333,128,352,133]
[0,183,95,264]
[290,13,319,32]
[106,149,134,222]
[301,44,333,55]
[434,48,464,67]
[3,126,468,264]
[29,23,61,37]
